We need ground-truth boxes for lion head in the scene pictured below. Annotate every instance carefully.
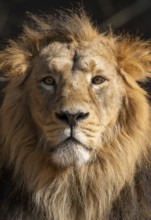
[0,10,151,220]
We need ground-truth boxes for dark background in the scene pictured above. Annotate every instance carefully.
[0,0,151,99]
[0,0,151,41]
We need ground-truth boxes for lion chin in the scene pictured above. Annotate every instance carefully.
[50,138,91,168]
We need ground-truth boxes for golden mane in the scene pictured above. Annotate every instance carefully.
[1,10,150,80]
[0,10,151,220]
[0,10,98,78]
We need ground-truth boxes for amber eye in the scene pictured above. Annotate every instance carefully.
[92,76,106,85]
[42,76,55,85]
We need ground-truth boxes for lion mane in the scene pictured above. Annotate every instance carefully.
[0,10,151,220]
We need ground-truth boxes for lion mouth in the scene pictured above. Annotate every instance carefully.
[50,137,91,167]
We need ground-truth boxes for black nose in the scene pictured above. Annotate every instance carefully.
[55,111,89,127]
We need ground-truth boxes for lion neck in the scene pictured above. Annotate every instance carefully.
[1,121,148,220]
[31,163,123,220]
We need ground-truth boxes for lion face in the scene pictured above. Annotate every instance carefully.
[26,41,124,168]
[0,12,151,220]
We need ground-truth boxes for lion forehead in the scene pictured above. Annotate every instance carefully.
[40,42,74,72]
[39,42,116,75]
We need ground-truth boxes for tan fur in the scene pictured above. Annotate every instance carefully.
[0,10,151,220]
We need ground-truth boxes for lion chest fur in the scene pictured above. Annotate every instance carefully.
[0,10,151,220]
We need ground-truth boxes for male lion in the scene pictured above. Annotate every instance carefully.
[0,10,151,220]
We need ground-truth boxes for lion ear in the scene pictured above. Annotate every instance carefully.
[0,40,32,79]
[117,38,151,82]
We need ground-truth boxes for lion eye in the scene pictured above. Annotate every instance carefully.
[92,76,106,85]
[42,76,55,85]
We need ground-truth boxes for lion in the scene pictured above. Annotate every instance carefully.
[0,10,151,220]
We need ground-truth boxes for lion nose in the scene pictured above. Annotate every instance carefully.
[55,111,89,127]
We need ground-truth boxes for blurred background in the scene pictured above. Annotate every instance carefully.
[0,0,151,42]
[0,0,151,101]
